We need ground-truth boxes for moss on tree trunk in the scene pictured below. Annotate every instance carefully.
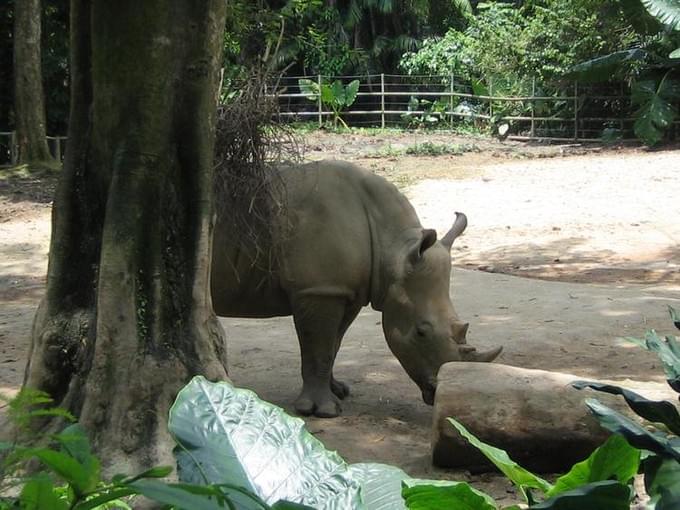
[24,0,229,474]
[13,0,53,164]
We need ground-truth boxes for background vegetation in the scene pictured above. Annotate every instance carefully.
[2,0,679,144]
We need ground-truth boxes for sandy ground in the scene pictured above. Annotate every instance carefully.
[1,132,679,504]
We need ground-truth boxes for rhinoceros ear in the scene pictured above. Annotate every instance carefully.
[409,229,438,264]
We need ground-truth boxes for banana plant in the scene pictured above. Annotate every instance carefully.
[298,78,360,129]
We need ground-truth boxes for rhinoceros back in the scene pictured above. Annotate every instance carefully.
[211,160,421,318]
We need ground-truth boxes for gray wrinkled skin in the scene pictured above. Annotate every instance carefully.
[211,160,501,417]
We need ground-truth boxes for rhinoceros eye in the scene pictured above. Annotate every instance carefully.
[416,322,433,338]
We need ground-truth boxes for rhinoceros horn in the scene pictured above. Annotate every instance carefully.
[441,212,468,250]
[462,345,503,362]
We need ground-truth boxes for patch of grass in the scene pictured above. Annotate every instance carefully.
[294,123,410,136]
[449,122,491,137]
[345,126,408,136]
[365,141,482,158]
[364,143,405,158]
[404,142,481,156]
[288,121,323,134]
[289,121,498,140]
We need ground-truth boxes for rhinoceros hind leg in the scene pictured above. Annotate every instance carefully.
[292,295,348,418]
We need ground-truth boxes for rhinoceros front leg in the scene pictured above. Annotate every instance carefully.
[291,295,350,418]
[330,304,360,400]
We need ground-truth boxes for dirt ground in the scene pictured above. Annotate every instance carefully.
[1,131,679,505]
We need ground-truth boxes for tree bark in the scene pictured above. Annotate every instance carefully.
[13,0,53,164]
[24,0,229,474]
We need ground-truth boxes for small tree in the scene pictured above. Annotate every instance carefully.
[13,0,54,165]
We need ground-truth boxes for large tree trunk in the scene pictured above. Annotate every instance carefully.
[13,0,53,164]
[23,0,229,474]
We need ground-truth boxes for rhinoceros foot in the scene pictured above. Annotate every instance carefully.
[295,386,342,418]
[331,377,350,399]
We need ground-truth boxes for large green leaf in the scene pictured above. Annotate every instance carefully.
[73,488,136,510]
[573,381,680,434]
[171,377,413,510]
[298,79,319,102]
[632,75,680,146]
[547,435,639,497]
[20,474,70,510]
[584,398,680,461]
[531,481,631,510]
[320,83,337,107]
[626,328,680,387]
[171,377,361,508]
[642,0,680,30]
[401,480,497,510]
[644,456,680,509]
[447,418,553,497]
[344,80,360,108]
[330,80,346,106]
[131,479,260,510]
[26,447,99,496]
[566,49,647,82]
[55,424,101,489]
[347,463,408,510]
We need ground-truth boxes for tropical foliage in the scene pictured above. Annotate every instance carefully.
[172,376,639,509]
[5,0,680,145]
[565,0,680,144]
[427,420,639,509]
[574,306,680,510]
[399,1,634,84]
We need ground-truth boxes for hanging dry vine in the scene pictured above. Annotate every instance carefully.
[213,68,300,270]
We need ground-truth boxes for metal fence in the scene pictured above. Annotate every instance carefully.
[268,73,678,142]
[0,131,68,166]
[2,74,676,161]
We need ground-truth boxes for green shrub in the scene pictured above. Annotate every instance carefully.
[399,1,631,84]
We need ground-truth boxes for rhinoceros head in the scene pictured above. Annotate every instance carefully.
[381,212,502,405]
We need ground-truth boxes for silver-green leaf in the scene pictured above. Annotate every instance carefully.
[170,377,414,510]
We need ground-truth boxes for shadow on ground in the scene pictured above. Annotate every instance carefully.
[457,236,680,285]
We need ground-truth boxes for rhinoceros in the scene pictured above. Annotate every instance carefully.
[211,160,501,417]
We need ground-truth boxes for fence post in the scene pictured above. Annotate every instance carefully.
[10,130,17,165]
[449,74,454,128]
[380,73,385,129]
[317,74,323,128]
[574,81,579,141]
[619,82,625,135]
[489,76,494,122]
[530,77,536,139]
[55,137,62,161]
